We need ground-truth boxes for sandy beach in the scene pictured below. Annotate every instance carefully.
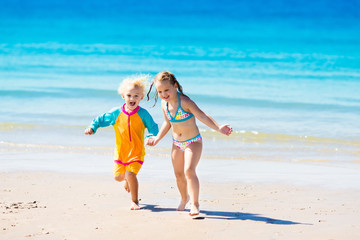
[1,132,360,240]
[1,171,360,240]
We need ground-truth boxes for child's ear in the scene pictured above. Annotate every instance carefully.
[121,94,125,100]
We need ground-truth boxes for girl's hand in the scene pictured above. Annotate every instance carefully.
[84,128,94,135]
[219,124,233,136]
[146,136,159,146]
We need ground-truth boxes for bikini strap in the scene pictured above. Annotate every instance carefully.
[166,91,181,117]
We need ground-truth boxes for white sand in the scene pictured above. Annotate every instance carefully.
[1,171,360,240]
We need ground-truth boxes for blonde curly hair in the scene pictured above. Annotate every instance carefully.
[118,74,150,96]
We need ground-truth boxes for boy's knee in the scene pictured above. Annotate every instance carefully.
[126,171,137,179]
[114,175,125,182]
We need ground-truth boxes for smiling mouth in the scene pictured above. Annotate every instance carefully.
[129,102,136,107]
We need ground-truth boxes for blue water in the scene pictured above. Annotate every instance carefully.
[1,0,360,166]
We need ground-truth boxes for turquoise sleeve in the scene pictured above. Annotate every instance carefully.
[138,108,159,138]
[88,108,121,134]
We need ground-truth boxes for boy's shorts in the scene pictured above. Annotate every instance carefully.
[113,160,143,176]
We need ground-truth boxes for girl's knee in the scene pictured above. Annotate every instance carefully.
[174,171,186,180]
[185,168,197,179]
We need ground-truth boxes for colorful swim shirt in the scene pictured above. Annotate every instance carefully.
[89,104,158,170]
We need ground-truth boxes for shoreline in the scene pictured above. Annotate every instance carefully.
[1,126,360,191]
[1,171,360,240]
[1,147,360,190]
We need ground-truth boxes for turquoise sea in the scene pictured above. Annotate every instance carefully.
[1,0,360,185]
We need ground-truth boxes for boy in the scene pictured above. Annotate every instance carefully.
[85,75,158,210]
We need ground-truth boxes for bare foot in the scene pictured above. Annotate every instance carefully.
[130,201,140,210]
[189,203,200,216]
[124,180,130,193]
[177,195,190,211]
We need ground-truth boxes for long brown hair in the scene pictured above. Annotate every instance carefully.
[147,71,186,106]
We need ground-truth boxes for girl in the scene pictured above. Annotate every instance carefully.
[146,71,232,216]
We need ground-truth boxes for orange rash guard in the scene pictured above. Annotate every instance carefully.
[89,104,158,167]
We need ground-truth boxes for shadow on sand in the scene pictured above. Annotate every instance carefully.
[142,204,310,225]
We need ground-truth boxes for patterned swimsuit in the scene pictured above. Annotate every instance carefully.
[166,92,202,151]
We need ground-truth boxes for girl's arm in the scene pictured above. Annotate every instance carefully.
[152,120,171,144]
[185,98,232,136]
[146,101,172,146]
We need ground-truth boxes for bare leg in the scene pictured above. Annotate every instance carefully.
[184,141,202,216]
[124,180,130,192]
[114,174,130,192]
[171,145,189,211]
[114,174,125,182]
[125,171,140,210]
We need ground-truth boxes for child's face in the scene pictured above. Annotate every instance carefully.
[155,80,177,102]
[121,85,144,111]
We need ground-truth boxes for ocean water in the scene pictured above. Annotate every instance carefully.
[1,0,360,176]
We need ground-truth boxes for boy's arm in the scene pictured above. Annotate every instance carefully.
[139,108,159,138]
[87,108,120,134]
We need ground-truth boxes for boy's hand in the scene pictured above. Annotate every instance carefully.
[146,136,158,146]
[84,128,94,135]
[219,124,233,136]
